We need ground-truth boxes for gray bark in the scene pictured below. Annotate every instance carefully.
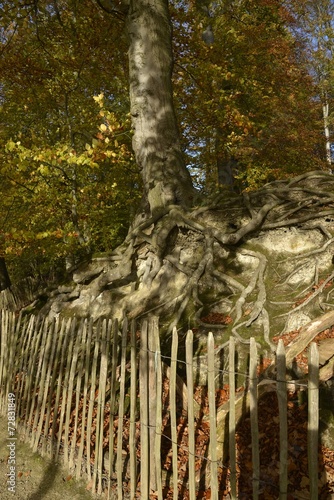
[323,98,332,166]
[127,0,194,214]
[0,257,11,291]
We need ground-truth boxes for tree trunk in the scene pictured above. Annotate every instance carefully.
[323,98,332,166]
[0,257,11,291]
[127,0,194,214]
[216,132,236,188]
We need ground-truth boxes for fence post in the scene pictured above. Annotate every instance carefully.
[148,316,159,493]
[96,319,109,495]
[86,318,100,488]
[249,337,259,500]
[186,329,196,500]
[63,318,80,465]
[35,318,58,455]
[154,320,163,500]
[229,336,237,499]
[170,327,179,500]
[129,320,137,500]
[140,319,149,499]
[52,318,72,459]
[208,332,218,500]
[308,342,319,500]
[29,317,52,447]
[117,318,128,499]
[76,318,91,479]
[108,319,119,495]
[276,340,288,500]
[16,315,35,422]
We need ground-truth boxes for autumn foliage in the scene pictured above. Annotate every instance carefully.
[0,0,330,280]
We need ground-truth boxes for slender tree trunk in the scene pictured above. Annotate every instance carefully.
[215,130,235,188]
[323,97,332,166]
[0,257,11,291]
[127,0,194,214]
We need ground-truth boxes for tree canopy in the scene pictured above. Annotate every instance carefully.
[0,0,331,283]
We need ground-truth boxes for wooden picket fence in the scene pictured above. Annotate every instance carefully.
[0,310,320,499]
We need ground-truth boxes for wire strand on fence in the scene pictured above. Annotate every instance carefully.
[0,311,322,499]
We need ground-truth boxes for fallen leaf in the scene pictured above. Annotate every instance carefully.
[86,479,93,491]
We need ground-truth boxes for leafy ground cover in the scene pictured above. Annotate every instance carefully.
[0,417,92,500]
[156,326,334,499]
[2,324,333,499]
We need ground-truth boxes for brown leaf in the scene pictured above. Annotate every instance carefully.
[86,478,94,491]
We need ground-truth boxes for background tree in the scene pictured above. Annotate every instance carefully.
[0,0,141,281]
[289,0,334,166]
[172,0,326,191]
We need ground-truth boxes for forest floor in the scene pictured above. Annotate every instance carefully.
[0,327,333,499]
[157,325,334,500]
[0,417,92,500]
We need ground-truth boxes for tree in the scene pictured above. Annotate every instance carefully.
[2,0,334,354]
[290,0,334,166]
[171,0,326,191]
[0,0,141,281]
[127,0,194,213]
[2,5,334,497]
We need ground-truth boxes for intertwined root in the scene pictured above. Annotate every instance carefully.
[101,170,334,346]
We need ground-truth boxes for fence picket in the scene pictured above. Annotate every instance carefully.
[34,318,58,454]
[96,319,109,494]
[70,318,88,469]
[186,329,196,500]
[154,320,163,500]
[53,317,72,459]
[5,312,17,404]
[92,320,105,493]
[117,318,128,499]
[276,340,288,499]
[229,336,237,499]
[207,332,218,500]
[139,320,149,499]
[62,318,79,467]
[107,319,119,495]
[170,327,179,500]
[76,317,93,480]
[0,311,7,394]
[148,317,158,493]
[129,320,137,500]
[11,311,24,385]
[16,315,35,420]
[41,317,60,456]
[31,317,51,448]
[308,342,319,500]
[0,311,7,413]
[25,317,47,441]
[86,319,100,487]
[249,337,260,500]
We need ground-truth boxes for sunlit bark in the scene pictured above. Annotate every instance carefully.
[127,0,194,213]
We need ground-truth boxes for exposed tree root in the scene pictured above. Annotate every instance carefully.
[31,171,334,351]
[280,271,334,317]
[108,174,334,335]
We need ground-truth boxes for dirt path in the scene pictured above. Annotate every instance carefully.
[0,417,94,500]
